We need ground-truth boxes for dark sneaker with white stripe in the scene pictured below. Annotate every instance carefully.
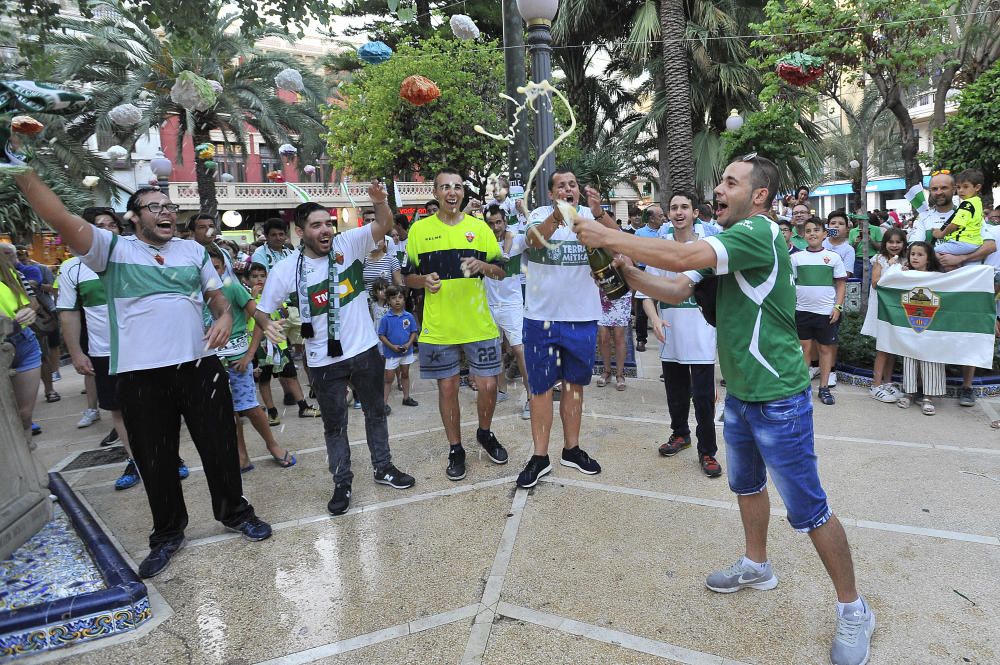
[516,455,552,488]
[137,537,185,579]
[446,446,466,481]
[374,464,415,489]
[476,429,509,464]
[328,483,352,515]
[560,446,601,475]
[226,516,272,542]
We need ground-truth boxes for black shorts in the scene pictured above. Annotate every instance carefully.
[795,310,840,345]
[90,355,120,411]
[255,351,298,381]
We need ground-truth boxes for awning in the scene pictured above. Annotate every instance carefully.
[811,183,853,196]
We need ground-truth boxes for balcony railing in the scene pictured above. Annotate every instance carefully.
[167,181,435,210]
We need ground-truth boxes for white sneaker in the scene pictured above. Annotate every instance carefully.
[77,408,101,428]
[828,373,838,387]
[809,367,821,380]
[868,384,897,403]
[521,400,531,420]
[885,383,902,398]
[496,391,509,403]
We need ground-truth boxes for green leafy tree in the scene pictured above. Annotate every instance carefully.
[753,0,951,189]
[934,60,1000,209]
[48,0,328,217]
[332,1,503,48]
[323,36,506,200]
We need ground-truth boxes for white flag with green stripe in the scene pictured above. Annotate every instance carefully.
[864,265,996,368]
[904,183,929,215]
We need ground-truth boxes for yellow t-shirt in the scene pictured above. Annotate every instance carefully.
[405,213,502,344]
[945,195,984,246]
[0,269,29,318]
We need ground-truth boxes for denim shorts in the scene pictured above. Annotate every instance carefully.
[723,388,832,532]
[227,363,260,412]
[522,319,597,395]
[8,328,42,374]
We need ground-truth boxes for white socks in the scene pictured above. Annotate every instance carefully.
[740,555,768,572]
[837,596,867,617]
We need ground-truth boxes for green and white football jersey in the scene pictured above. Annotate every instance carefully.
[703,215,809,402]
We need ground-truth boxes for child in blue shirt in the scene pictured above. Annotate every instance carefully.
[377,285,419,413]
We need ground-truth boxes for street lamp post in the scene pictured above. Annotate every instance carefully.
[149,150,173,195]
[502,0,531,187]
[517,0,559,207]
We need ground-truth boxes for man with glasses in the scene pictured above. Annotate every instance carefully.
[575,153,875,665]
[14,174,276,579]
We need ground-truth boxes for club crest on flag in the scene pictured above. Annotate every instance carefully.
[465,232,476,243]
[901,287,940,333]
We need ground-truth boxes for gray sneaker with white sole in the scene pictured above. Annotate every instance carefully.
[705,558,778,593]
[830,604,875,665]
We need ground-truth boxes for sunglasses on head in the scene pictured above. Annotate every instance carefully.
[931,169,951,176]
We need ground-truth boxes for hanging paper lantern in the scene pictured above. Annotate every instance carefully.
[194,142,216,160]
[775,53,826,86]
[221,172,235,182]
[359,41,393,65]
[274,68,304,92]
[10,115,44,135]
[450,14,480,40]
[106,145,129,160]
[303,164,316,174]
[266,170,284,183]
[399,75,441,106]
[209,80,224,94]
[170,71,217,111]
[278,143,298,156]
[108,103,143,127]
[81,175,100,188]
[203,159,217,171]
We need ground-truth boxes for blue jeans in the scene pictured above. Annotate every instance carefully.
[723,388,832,532]
[311,345,392,485]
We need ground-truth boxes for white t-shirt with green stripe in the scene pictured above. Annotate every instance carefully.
[703,214,810,402]
[82,229,222,374]
[523,205,602,322]
[791,248,847,315]
[639,264,716,364]
[258,225,376,368]
[56,256,110,357]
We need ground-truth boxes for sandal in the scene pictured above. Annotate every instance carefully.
[271,450,297,468]
[45,391,61,403]
[240,463,255,474]
[921,400,936,416]
[596,373,610,388]
[616,376,626,391]
[896,396,911,409]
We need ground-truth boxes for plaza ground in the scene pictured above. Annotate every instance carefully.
[20,349,1000,665]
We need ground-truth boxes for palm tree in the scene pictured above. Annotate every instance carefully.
[49,0,328,217]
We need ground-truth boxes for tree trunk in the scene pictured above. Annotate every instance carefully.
[876,80,923,188]
[193,128,218,218]
[660,0,694,194]
[416,0,431,30]
[859,141,871,315]
[930,62,959,131]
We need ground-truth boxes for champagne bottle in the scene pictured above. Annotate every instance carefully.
[586,246,629,300]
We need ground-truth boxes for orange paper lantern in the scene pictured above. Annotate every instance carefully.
[400,75,441,106]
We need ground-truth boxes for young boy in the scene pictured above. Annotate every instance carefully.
[245,262,320,424]
[207,247,296,470]
[933,168,985,264]
[377,285,419,413]
[777,218,800,255]
[822,210,856,278]
[791,219,847,406]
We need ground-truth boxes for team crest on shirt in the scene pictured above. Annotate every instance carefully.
[402,319,411,329]
[465,231,476,243]
[901,287,940,333]
[335,251,344,265]
[823,256,830,264]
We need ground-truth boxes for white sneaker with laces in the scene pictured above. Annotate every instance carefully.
[77,408,101,428]
[868,384,897,403]
[521,400,531,420]
[830,604,875,665]
[828,373,838,387]
[809,366,821,380]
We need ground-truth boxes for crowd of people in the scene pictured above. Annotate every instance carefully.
[6,156,1000,665]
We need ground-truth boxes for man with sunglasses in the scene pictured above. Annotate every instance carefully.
[13,174,277,579]
[575,153,875,665]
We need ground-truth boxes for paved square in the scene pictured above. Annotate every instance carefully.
[25,350,1000,665]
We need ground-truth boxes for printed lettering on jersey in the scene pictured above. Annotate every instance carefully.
[305,260,364,314]
[525,241,589,266]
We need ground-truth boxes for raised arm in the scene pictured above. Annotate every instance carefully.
[620,263,697,305]
[368,181,393,242]
[14,171,94,255]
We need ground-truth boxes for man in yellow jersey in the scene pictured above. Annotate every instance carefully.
[404,168,508,481]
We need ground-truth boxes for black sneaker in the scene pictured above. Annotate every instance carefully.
[401,397,419,407]
[446,446,466,481]
[818,387,836,405]
[225,516,273,541]
[283,393,296,406]
[384,404,392,416]
[99,428,119,447]
[560,446,601,475]
[374,464,415,489]
[137,537,185,579]
[328,483,352,515]
[476,429,509,465]
[516,455,552,488]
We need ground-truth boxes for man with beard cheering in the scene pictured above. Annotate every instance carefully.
[14,172,275,580]
[259,184,415,516]
[574,155,875,665]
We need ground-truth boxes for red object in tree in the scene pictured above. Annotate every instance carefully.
[400,75,441,106]
[266,170,285,183]
[776,63,824,85]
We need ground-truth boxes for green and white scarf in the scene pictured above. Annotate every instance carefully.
[297,251,344,358]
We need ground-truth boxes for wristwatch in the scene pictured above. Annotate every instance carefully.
[834,304,843,311]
